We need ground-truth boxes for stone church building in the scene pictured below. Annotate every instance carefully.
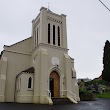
[0,7,80,104]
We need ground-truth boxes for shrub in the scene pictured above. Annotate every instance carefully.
[79,91,96,101]
[85,80,108,86]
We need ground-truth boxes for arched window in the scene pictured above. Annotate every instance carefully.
[53,25,55,45]
[58,26,60,46]
[37,28,38,46]
[28,77,32,88]
[17,79,19,90]
[48,23,50,44]
[19,78,21,89]
[17,78,21,90]
[72,71,74,79]
[35,30,36,47]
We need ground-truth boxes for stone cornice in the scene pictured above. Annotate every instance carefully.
[40,43,68,51]
[3,50,31,56]
[33,13,40,23]
[47,10,61,17]
[61,14,67,17]
[40,7,47,11]
[47,16,62,24]
[34,18,40,29]
[31,43,68,54]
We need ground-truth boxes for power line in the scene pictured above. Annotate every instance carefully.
[99,0,110,11]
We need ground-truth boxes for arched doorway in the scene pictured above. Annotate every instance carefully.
[49,71,60,98]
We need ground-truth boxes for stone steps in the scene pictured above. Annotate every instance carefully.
[52,98,72,105]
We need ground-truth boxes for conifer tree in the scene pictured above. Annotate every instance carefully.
[102,40,110,82]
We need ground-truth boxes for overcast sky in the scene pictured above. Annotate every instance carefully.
[0,0,110,79]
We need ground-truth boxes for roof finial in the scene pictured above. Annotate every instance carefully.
[48,2,50,10]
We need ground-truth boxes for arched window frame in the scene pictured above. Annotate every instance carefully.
[53,25,55,45]
[37,27,38,46]
[28,77,32,89]
[72,71,74,79]
[19,78,21,89]
[17,78,19,91]
[58,26,60,46]
[17,78,21,91]
[71,69,76,79]
[35,30,36,47]
[48,23,50,44]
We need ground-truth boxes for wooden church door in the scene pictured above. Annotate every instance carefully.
[50,71,60,97]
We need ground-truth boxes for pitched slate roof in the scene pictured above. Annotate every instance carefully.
[16,67,34,78]
[22,67,34,73]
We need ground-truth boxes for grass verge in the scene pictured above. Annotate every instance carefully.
[96,92,110,98]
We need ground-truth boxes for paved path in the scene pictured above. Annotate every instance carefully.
[0,98,110,110]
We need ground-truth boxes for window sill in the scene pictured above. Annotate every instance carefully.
[16,90,20,92]
[27,89,33,91]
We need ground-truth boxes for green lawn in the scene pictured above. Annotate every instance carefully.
[96,92,110,98]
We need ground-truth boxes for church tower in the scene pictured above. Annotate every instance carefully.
[30,7,80,104]
[32,7,67,49]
